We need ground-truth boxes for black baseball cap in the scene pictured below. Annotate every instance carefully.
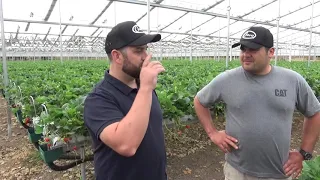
[231,26,273,49]
[105,21,161,54]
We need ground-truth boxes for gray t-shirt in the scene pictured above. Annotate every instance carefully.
[196,65,320,178]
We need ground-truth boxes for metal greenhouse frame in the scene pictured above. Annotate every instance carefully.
[1,0,320,137]
[1,1,320,179]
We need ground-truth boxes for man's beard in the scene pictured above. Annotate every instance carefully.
[122,57,142,79]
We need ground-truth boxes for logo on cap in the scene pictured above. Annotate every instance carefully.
[242,30,256,39]
[132,25,143,34]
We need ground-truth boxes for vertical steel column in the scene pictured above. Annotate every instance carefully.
[308,0,315,67]
[275,0,281,66]
[214,44,217,61]
[78,38,80,60]
[289,37,292,62]
[160,43,163,61]
[0,0,12,138]
[32,34,35,62]
[58,0,63,63]
[190,12,193,62]
[218,18,221,61]
[313,46,316,60]
[226,0,231,68]
[230,44,232,61]
[147,0,150,34]
[156,8,159,61]
[30,13,35,62]
[80,146,86,180]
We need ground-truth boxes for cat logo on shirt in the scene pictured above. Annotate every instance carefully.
[275,89,287,97]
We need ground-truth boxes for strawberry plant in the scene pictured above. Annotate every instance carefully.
[0,59,319,146]
[297,156,320,180]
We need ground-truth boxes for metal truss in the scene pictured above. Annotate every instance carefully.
[1,0,320,59]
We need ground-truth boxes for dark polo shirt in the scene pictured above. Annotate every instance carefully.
[84,70,167,180]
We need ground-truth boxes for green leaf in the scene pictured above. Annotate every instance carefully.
[34,125,43,134]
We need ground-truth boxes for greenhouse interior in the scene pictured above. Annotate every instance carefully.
[0,0,320,180]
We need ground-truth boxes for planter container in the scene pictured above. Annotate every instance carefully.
[15,109,24,125]
[39,144,64,163]
[27,128,43,143]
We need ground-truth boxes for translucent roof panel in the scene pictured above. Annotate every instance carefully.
[1,0,320,51]
[294,16,320,31]
[49,0,109,24]
[279,3,320,28]
[212,0,277,17]
[112,2,147,26]
[2,22,27,39]
[138,7,189,32]
[161,13,213,34]
[27,24,61,35]
[2,0,51,21]
[157,0,215,11]
[169,34,189,42]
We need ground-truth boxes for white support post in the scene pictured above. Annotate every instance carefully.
[226,0,231,68]
[275,0,281,66]
[308,0,315,67]
[80,146,86,180]
[147,0,150,34]
[160,42,163,61]
[156,7,159,61]
[190,12,193,62]
[230,44,232,61]
[289,40,292,62]
[58,0,63,63]
[0,0,12,138]
[218,18,221,61]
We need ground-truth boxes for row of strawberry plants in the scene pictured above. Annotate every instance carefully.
[5,61,107,146]
[2,60,320,140]
[1,61,108,166]
[3,60,236,137]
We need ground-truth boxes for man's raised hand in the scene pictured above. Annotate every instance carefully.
[140,54,165,90]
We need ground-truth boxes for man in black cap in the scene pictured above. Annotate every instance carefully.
[84,21,167,180]
[194,26,320,180]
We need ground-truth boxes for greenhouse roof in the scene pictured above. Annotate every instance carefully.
[1,0,320,54]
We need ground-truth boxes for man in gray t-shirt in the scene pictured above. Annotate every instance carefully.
[194,26,320,180]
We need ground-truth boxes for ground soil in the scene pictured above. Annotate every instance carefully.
[0,96,319,180]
